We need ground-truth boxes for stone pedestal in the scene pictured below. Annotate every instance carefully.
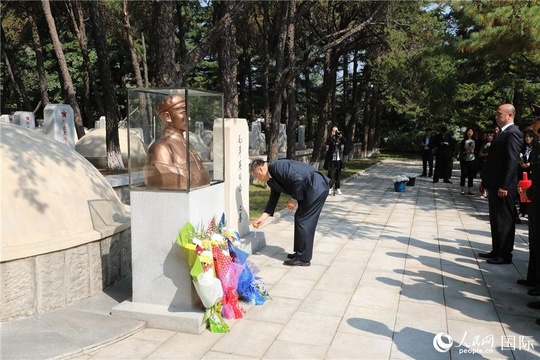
[112,184,225,334]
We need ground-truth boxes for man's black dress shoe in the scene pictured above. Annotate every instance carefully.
[283,258,310,267]
[517,279,534,286]
[478,252,494,259]
[287,253,297,259]
[528,289,540,296]
[444,180,452,183]
[527,301,540,309]
[536,318,540,326]
[486,257,512,264]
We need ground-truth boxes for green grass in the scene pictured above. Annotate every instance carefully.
[248,157,379,221]
[249,182,290,221]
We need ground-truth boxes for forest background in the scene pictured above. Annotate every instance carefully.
[1,0,539,170]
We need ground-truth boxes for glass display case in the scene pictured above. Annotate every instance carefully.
[127,88,224,191]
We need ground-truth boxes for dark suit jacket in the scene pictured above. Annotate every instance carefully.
[482,124,523,194]
[526,145,540,201]
[264,159,330,215]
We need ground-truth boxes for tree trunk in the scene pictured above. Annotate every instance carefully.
[285,0,297,160]
[27,8,49,116]
[302,54,313,143]
[142,33,149,87]
[367,90,378,154]
[1,24,32,112]
[66,0,104,127]
[215,0,239,118]
[175,2,188,65]
[41,0,85,139]
[153,0,177,87]
[344,50,361,157]
[123,0,150,143]
[267,2,289,161]
[311,48,338,165]
[261,3,272,155]
[88,0,124,170]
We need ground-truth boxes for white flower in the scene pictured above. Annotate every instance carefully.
[211,233,226,243]
[392,175,409,182]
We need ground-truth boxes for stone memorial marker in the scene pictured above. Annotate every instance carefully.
[214,118,250,237]
[250,121,261,155]
[95,116,106,129]
[278,123,287,153]
[43,104,77,149]
[0,114,13,124]
[13,111,35,129]
[297,125,306,150]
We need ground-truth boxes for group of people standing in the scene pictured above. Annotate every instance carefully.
[479,103,540,326]
[421,126,488,189]
[421,103,540,326]
[421,126,456,183]
[420,117,533,199]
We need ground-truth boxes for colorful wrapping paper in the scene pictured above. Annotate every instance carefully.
[212,245,245,319]
[177,223,230,333]
[228,240,269,305]
[176,214,269,331]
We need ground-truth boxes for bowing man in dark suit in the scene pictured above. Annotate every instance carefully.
[250,159,331,266]
[479,104,524,264]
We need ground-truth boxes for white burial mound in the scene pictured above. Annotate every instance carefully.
[75,127,147,169]
[1,122,130,262]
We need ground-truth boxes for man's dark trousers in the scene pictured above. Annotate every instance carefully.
[294,190,329,262]
[422,149,433,176]
[487,189,517,261]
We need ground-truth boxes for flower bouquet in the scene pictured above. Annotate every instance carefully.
[228,240,269,305]
[177,221,229,333]
[176,214,269,331]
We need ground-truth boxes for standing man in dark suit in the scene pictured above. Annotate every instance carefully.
[479,104,524,264]
[250,159,331,267]
[432,126,455,183]
[421,128,434,177]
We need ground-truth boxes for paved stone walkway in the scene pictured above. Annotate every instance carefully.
[2,159,539,360]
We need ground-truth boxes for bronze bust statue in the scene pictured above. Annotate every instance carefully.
[144,94,211,190]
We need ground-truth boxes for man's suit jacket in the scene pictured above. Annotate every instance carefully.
[482,124,523,195]
[526,145,540,201]
[264,159,330,215]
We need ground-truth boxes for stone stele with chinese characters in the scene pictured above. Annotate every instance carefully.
[144,94,210,190]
